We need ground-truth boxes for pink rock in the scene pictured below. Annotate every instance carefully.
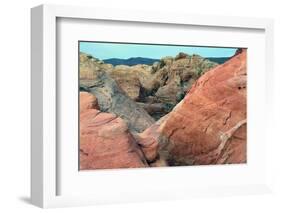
[79,92,148,170]
[160,49,247,165]
[80,91,99,113]
[134,115,169,164]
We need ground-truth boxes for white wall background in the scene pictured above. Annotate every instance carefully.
[0,0,280,212]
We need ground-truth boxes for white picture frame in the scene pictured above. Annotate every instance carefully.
[31,4,274,208]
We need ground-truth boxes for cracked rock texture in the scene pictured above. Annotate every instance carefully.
[133,114,170,164]
[80,51,217,120]
[79,49,247,169]
[81,72,155,133]
[80,91,100,111]
[159,49,247,165]
[79,92,148,170]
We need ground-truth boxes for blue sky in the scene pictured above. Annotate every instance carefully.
[79,41,237,60]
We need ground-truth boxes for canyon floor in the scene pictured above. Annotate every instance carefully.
[79,49,247,170]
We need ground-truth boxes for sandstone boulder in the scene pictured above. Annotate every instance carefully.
[79,52,113,86]
[80,91,99,112]
[148,54,218,106]
[108,64,153,101]
[109,65,142,101]
[79,51,218,120]
[159,49,247,165]
[134,115,170,165]
[81,72,155,132]
[79,92,148,170]
[133,132,158,163]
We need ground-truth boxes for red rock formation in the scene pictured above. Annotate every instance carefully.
[79,92,148,170]
[80,91,99,112]
[133,133,158,163]
[134,115,169,166]
[160,49,247,165]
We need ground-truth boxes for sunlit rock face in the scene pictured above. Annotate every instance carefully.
[79,92,148,170]
[79,47,246,170]
[159,49,247,165]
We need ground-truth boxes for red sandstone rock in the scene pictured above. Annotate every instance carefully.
[134,115,169,165]
[134,133,158,163]
[80,91,99,112]
[160,49,247,165]
[79,92,148,170]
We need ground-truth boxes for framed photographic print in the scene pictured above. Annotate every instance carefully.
[31,4,274,208]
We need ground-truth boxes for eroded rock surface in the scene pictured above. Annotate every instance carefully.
[134,115,170,166]
[80,52,113,86]
[147,53,218,106]
[79,49,246,169]
[79,92,148,170]
[81,72,155,133]
[159,49,247,165]
[80,91,99,112]
[79,51,218,120]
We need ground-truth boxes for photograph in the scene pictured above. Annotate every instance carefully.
[79,41,247,170]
